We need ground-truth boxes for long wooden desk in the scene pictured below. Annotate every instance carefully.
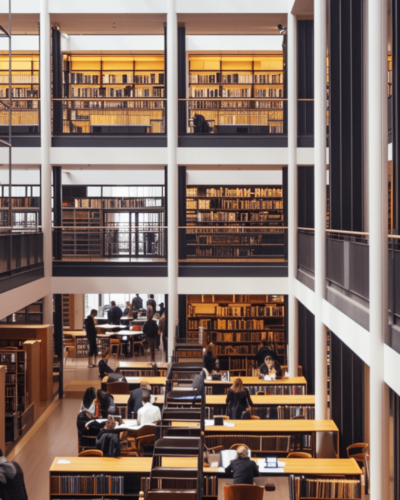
[50,456,362,476]
[116,361,169,376]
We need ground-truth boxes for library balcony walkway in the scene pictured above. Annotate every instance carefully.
[0,229,44,293]
[52,226,167,277]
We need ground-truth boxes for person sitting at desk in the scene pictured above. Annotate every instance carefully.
[108,301,123,325]
[254,341,277,367]
[259,355,283,379]
[226,378,253,420]
[96,389,115,418]
[127,381,152,419]
[80,387,97,414]
[77,410,106,449]
[103,372,127,383]
[224,446,259,485]
[137,390,161,425]
[96,416,120,457]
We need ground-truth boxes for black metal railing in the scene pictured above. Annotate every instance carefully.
[53,99,165,134]
[326,230,369,301]
[179,226,287,261]
[298,228,315,274]
[0,230,43,275]
[52,226,167,262]
[389,237,400,347]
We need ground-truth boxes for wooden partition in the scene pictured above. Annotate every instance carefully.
[0,366,5,453]
[23,340,42,419]
[0,325,53,401]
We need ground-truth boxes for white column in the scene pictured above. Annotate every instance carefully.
[367,0,389,497]
[40,0,53,324]
[167,0,178,361]
[287,13,298,378]
[314,0,328,435]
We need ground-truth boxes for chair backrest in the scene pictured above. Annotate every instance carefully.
[291,414,305,420]
[132,325,141,331]
[287,452,312,459]
[127,425,156,439]
[224,484,263,500]
[106,382,130,395]
[229,443,250,452]
[78,449,104,457]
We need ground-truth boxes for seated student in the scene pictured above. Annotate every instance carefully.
[127,381,152,419]
[224,445,259,485]
[137,390,161,425]
[80,386,96,413]
[103,371,127,383]
[96,389,115,418]
[259,355,283,379]
[77,410,106,451]
[96,416,120,457]
[226,378,253,420]
[0,449,28,500]
[254,341,277,367]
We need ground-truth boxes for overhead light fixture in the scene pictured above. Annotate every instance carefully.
[277,24,287,35]
[61,32,69,39]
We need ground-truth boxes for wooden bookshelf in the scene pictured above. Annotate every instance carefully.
[62,55,165,134]
[188,55,284,134]
[0,366,5,452]
[0,54,39,132]
[186,294,286,375]
[0,184,41,230]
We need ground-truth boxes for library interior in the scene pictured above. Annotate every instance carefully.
[0,1,397,500]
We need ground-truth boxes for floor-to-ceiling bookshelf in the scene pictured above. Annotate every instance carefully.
[184,185,285,261]
[188,55,284,134]
[186,294,286,375]
[62,55,165,134]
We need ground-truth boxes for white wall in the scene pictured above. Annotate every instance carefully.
[61,35,163,53]
[187,169,282,185]
[49,0,167,14]
[61,169,165,185]
[176,0,289,14]
[0,36,39,51]
[187,35,283,52]
[0,279,51,321]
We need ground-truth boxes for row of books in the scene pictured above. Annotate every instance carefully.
[256,89,284,98]
[188,100,283,111]
[0,75,39,84]
[64,73,165,85]
[205,434,291,452]
[72,198,163,209]
[0,198,40,208]
[247,385,306,395]
[0,354,16,363]
[69,87,164,98]
[188,308,283,321]
[216,344,259,355]
[196,235,263,245]
[0,88,39,98]
[189,74,283,84]
[66,100,164,109]
[289,476,362,499]
[229,359,247,369]
[175,349,202,358]
[206,405,314,420]
[216,305,284,317]
[189,211,282,222]
[207,330,285,342]
[6,387,16,396]
[192,247,282,258]
[195,187,283,198]
[188,199,283,210]
[50,475,124,494]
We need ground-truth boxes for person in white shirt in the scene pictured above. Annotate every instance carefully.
[137,391,161,425]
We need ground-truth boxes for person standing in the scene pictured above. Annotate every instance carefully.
[158,312,167,361]
[123,301,132,316]
[131,294,143,311]
[143,305,159,362]
[108,301,123,325]
[85,309,98,368]
[146,295,157,314]
[0,449,28,500]
[225,378,253,419]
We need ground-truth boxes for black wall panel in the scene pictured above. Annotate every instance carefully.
[178,166,186,259]
[52,28,63,135]
[393,0,400,232]
[331,332,365,457]
[391,389,400,500]
[298,166,314,228]
[178,26,186,135]
[298,302,315,395]
[297,21,314,138]
[329,0,364,231]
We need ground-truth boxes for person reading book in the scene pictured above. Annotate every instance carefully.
[224,445,259,485]
[259,355,282,379]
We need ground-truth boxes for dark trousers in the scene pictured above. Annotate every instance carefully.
[163,335,168,361]
[148,337,157,362]
[88,336,98,356]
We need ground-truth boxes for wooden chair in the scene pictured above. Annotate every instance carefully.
[106,381,130,395]
[347,443,369,479]
[110,338,121,363]
[229,443,250,452]
[287,452,312,459]
[78,449,104,457]
[121,425,156,457]
[224,485,263,500]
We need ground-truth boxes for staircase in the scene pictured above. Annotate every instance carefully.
[147,364,206,500]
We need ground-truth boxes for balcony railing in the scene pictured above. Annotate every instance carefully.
[0,229,43,275]
[52,226,167,262]
[326,230,369,301]
[181,98,285,135]
[298,228,315,274]
[53,99,165,135]
[179,226,287,262]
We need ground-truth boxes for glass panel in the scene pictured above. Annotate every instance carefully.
[11,186,25,197]
[87,186,102,197]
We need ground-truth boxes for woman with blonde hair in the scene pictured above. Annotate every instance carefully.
[225,377,253,419]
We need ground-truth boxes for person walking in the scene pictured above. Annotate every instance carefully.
[85,309,98,368]
[143,305,159,362]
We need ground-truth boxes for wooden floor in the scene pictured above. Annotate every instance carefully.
[13,351,166,500]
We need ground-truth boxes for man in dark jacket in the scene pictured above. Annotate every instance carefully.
[85,309,98,368]
[0,449,28,500]
[146,295,157,314]
[107,301,123,325]
[225,446,259,485]
[127,381,152,418]
[254,341,277,367]
[131,294,143,311]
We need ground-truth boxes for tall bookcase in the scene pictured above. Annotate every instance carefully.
[0,184,41,229]
[0,54,39,133]
[62,55,165,134]
[0,349,27,442]
[186,294,286,375]
[60,185,165,258]
[184,185,285,261]
[188,55,284,134]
